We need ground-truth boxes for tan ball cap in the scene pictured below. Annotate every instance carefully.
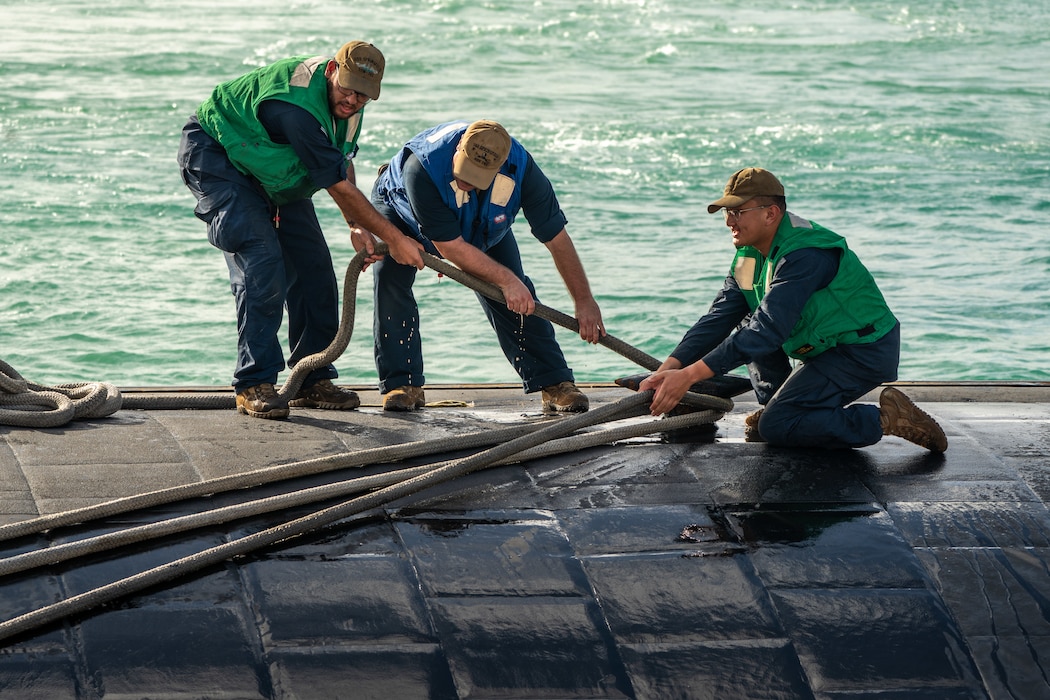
[452,120,512,190]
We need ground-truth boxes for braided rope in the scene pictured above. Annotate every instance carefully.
[0,242,734,642]
[0,391,731,643]
[0,406,723,579]
[118,241,662,411]
[0,360,122,427]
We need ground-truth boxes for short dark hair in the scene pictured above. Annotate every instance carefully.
[755,194,786,211]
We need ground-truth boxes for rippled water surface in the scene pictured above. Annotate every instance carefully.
[2,0,1048,387]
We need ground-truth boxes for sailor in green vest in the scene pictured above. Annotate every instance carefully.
[178,41,423,420]
[641,168,947,452]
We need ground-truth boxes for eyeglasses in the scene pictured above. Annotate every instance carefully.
[724,205,770,220]
[336,86,370,104]
[334,75,371,104]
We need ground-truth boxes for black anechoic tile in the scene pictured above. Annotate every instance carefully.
[246,556,433,645]
[769,588,978,694]
[0,572,65,644]
[691,449,791,505]
[1018,459,1050,503]
[0,437,20,471]
[888,501,1050,548]
[557,504,716,556]
[819,687,981,699]
[872,479,1040,507]
[0,652,78,699]
[79,606,265,698]
[3,412,184,467]
[706,449,877,506]
[580,551,782,645]
[237,514,401,558]
[537,481,713,510]
[527,449,715,506]
[0,500,39,526]
[619,640,814,700]
[525,444,697,489]
[967,635,1050,700]
[428,596,631,699]
[743,508,930,589]
[949,410,1050,460]
[57,531,236,604]
[394,512,588,597]
[870,434,1012,477]
[394,463,541,512]
[863,435,1037,505]
[268,645,457,700]
[914,546,1050,639]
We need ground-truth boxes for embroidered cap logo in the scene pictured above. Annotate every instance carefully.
[470,141,502,168]
[354,59,379,76]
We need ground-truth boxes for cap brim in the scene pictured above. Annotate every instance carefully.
[453,150,499,190]
[339,74,380,100]
[707,194,748,214]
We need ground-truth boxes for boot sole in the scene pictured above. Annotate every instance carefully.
[237,405,289,420]
[383,390,425,412]
[383,402,424,412]
[543,402,589,413]
[288,399,360,410]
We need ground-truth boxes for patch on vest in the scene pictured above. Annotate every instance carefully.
[291,57,325,88]
[450,180,470,208]
[734,257,756,290]
[793,344,815,355]
[490,173,515,207]
[343,114,361,146]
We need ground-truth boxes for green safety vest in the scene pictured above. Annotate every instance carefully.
[730,212,897,360]
[196,55,363,205]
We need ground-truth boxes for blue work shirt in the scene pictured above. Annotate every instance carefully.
[672,247,840,373]
[257,100,350,191]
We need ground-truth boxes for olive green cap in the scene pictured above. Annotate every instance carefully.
[707,167,784,213]
[334,41,385,100]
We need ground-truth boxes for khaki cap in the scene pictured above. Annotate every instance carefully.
[452,120,512,190]
[707,167,785,213]
[334,41,385,100]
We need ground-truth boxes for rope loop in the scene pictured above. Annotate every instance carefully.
[0,360,122,428]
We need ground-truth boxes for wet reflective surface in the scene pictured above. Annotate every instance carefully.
[0,386,1048,698]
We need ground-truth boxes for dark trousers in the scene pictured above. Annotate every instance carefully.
[370,202,573,394]
[752,322,901,449]
[177,117,339,391]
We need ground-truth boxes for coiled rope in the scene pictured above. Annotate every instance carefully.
[0,360,122,427]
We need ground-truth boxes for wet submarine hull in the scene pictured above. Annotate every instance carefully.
[0,380,1047,699]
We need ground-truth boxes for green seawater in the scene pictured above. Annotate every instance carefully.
[2,0,1048,387]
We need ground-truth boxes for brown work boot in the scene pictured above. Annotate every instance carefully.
[383,385,426,412]
[879,387,948,452]
[744,408,766,442]
[236,383,289,420]
[541,381,589,413]
[288,379,360,410]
